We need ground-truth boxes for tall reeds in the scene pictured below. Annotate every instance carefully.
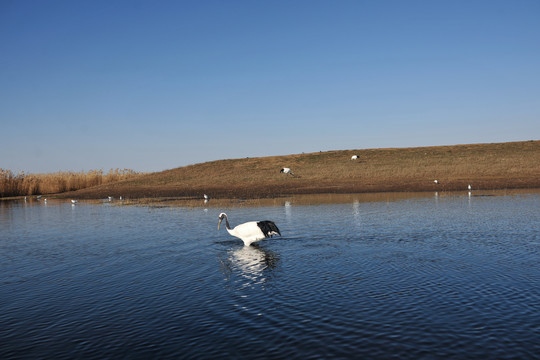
[0,168,143,198]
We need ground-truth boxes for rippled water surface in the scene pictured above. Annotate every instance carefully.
[1,192,540,359]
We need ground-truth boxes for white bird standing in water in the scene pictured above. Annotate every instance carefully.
[468,184,472,191]
[218,213,281,246]
[71,199,78,204]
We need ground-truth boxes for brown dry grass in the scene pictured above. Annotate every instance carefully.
[0,169,143,198]
[57,140,540,199]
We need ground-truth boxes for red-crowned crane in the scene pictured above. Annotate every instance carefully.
[351,155,358,160]
[218,212,281,246]
[280,167,294,176]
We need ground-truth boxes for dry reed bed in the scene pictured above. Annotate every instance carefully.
[0,169,143,198]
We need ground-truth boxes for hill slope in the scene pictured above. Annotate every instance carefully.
[61,140,540,199]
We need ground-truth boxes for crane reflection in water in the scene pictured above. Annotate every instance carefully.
[219,244,280,288]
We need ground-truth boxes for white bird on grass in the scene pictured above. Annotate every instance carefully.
[218,212,281,246]
[351,155,358,160]
[280,167,294,176]
[434,180,439,184]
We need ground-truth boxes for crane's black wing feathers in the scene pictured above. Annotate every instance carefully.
[257,221,281,238]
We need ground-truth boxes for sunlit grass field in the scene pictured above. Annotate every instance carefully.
[52,140,540,199]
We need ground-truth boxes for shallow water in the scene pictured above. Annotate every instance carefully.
[1,192,539,359]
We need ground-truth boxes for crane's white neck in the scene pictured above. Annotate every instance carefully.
[219,213,231,230]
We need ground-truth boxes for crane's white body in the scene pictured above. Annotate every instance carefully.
[351,155,358,160]
[227,221,267,245]
[218,213,281,246]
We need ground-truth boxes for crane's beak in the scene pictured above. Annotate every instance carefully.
[218,218,222,230]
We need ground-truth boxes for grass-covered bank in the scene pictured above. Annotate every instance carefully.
[55,140,540,199]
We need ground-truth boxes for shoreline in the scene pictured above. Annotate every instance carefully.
[5,186,540,202]
[4,140,540,200]
[4,188,540,209]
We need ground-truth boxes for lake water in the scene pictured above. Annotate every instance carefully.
[1,191,539,359]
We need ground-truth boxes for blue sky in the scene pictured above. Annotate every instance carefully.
[1,0,539,173]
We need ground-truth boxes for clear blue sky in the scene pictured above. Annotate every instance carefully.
[1,0,539,173]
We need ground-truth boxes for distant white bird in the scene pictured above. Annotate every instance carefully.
[434,180,439,184]
[204,194,209,200]
[71,200,78,204]
[119,196,123,200]
[108,196,113,201]
[468,184,472,191]
[351,155,358,160]
[218,212,281,246]
[280,167,294,176]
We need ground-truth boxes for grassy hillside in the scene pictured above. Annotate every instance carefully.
[59,140,540,199]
